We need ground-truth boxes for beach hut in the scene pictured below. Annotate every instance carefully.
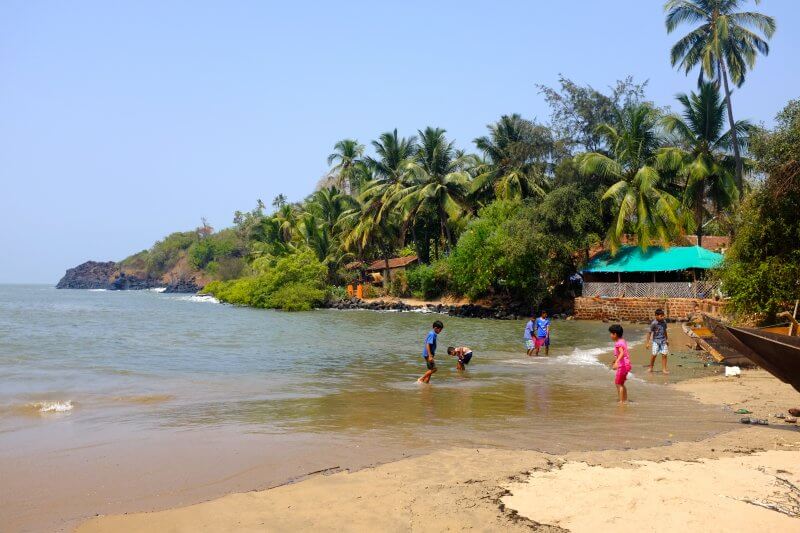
[581,245,724,299]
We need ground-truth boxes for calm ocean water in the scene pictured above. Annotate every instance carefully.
[0,285,730,530]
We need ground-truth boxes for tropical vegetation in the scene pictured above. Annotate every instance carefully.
[119,1,794,320]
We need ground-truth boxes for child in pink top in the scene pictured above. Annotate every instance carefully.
[609,324,631,404]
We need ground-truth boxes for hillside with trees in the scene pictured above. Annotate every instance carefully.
[103,1,795,321]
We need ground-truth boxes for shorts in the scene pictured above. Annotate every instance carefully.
[652,340,668,355]
[525,339,534,350]
[425,358,436,370]
[460,351,473,365]
[534,337,547,348]
[615,365,631,385]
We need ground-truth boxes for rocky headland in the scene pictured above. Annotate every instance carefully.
[56,261,200,293]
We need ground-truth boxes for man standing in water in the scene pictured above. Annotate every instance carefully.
[418,320,443,384]
[533,310,551,356]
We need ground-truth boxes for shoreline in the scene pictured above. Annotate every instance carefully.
[73,327,800,533]
[77,368,800,532]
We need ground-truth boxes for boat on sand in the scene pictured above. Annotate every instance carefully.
[703,314,800,394]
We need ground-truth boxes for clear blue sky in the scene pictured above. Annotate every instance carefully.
[1,1,797,283]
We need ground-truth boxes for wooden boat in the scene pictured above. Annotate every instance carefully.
[683,318,754,367]
[703,314,800,393]
[723,325,800,394]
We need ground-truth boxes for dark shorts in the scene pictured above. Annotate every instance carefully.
[425,358,436,370]
[460,351,473,365]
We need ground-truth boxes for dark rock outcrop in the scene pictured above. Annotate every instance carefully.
[57,261,163,290]
[163,277,202,293]
[56,261,118,289]
[108,272,161,290]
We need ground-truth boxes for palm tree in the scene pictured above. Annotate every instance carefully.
[658,82,746,246]
[473,114,551,201]
[397,127,472,253]
[576,104,686,252]
[665,0,776,193]
[365,129,417,183]
[327,139,366,195]
[307,187,355,236]
[271,194,287,210]
[273,203,298,244]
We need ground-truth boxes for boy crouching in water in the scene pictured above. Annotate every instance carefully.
[609,324,631,404]
[447,346,473,371]
[418,320,443,384]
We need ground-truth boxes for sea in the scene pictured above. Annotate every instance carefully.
[0,285,730,531]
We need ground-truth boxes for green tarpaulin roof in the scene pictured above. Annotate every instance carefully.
[583,245,724,273]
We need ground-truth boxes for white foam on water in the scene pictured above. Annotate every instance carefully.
[552,346,609,367]
[36,401,73,413]
[148,287,167,293]
[88,289,107,292]
[171,294,219,304]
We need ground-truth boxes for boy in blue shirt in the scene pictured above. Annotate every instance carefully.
[534,310,551,356]
[418,320,443,384]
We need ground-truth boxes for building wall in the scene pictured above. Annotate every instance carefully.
[574,297,725,322]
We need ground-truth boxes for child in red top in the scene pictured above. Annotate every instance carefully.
[609,324,631,404]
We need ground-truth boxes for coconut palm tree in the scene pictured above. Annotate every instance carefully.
[273,203,299,244]
[576,103,686,252]
[396,127,472,253]
[472,114,551,202]
[658,82,747,246]
[327,139,367,195]
[365,129,418,183]
[664,0,776,193]
[307,186,356,236]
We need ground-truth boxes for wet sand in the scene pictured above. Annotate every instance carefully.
[77,367,800,532]
[75,325,800,532]
[2,310,733,532]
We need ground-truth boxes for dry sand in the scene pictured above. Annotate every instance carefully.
[77,368,800,532]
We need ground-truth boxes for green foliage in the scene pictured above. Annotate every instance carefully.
[387,270,409,297]
[720,99,800,322]
[188,229,243,270]
[144,231,197,276]
[720,252,800,318]
[202,251,327,311]
[327,285,349,302]
[406,262,448,300]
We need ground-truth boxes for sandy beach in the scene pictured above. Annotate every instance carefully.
[77,349,800,532]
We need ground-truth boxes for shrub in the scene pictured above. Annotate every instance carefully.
[407,263,446,300]
[388,270,409,297]
[202,250,327,311]
[266,283,326,311]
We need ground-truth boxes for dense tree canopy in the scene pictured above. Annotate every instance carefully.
[119,0,786,318]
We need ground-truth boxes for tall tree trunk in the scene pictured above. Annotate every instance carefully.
[695,187,704,248]
[439,203,452,254]
[719,58,744,196]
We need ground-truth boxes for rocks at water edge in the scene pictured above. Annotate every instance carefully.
[163,277,202,293]
[56,260,162,290]
[56,261,119,289]
[323,297,572,321]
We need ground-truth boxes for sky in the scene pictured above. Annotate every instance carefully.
[1,1,798,283]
